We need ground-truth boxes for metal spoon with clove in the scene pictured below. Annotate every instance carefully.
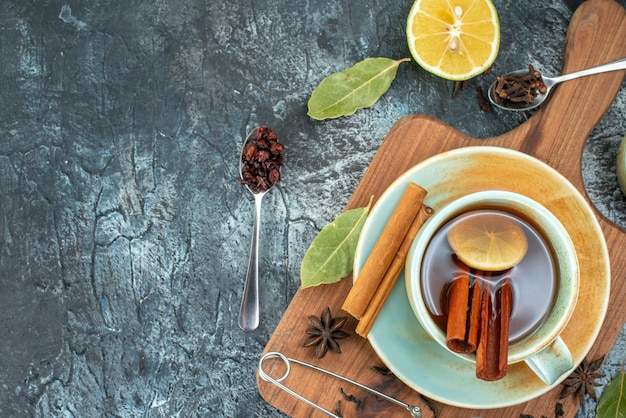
[488,57,626,111]
[238,126,284,331]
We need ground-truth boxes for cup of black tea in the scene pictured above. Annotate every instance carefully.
[406,190,579,385]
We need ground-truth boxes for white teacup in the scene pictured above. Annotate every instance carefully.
[406,190,579,385]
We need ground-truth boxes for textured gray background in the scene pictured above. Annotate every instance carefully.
[0,0,625,417]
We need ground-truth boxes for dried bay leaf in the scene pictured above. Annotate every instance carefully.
[307,57,410,120]
[597,365,626,418]
[300,200,372,288]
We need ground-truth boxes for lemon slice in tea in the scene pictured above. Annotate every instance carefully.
[447,210,528,271]
[406,0,500,81]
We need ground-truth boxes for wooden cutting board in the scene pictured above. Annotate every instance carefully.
[258,0,626,416]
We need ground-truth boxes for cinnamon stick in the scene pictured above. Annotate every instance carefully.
[446,267,482,354]
[475,280,512,381]
[342,182,428,320]
[355,204,434,337]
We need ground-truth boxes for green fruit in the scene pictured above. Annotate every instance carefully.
[617,135,626,196]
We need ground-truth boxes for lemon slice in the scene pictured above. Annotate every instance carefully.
[406,0,500,81]
[447,211,528,271]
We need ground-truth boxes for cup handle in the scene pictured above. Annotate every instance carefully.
[524,336,574,385]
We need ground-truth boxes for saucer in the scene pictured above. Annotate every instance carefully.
[353,146,610,409]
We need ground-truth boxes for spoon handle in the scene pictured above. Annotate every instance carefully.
[554,56,626,83]
[239,192,264,331]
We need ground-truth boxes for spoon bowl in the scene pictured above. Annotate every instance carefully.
[489,57,626,111]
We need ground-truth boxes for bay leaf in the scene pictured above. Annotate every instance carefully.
[597,365,626,418]
[300,201,372,288]
[307,57,410,120]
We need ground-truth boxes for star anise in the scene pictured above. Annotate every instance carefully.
[559,355,605,404]
[303,307,350,358]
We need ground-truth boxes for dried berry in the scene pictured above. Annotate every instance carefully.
[239,126,284,194]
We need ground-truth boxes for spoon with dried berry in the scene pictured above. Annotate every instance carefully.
[238,126,285,331]
[488,57,626,111]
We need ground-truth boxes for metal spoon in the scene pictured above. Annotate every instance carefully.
[238,127,266,331]
[488,57,626,111]
[238,126,284,331]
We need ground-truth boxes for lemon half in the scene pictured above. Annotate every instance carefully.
[406,0,500,81]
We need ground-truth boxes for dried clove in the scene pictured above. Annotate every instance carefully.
[340,387,363,409]
[477,86,490,112]
[555,402,564,417]
[369,365,394,376]
[493,64,547,109]
[452,80,468,99]
[334,400,343,418]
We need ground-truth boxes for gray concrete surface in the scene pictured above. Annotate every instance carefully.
[0,0,624,416]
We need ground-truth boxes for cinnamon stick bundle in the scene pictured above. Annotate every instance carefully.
[446,267,482,354]
[355,204,434,337]
[446,267,513,381]
[342,182,428,320]
[476,281,512,381]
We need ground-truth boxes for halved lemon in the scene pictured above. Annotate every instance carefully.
[406,0,500,81]
[447,211,528,271]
